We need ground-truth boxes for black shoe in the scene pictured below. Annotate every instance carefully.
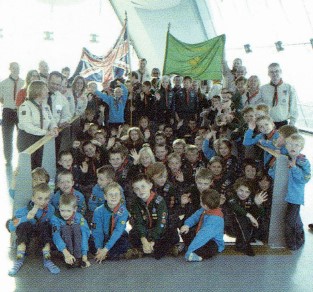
[244,244,255,256]
[308,224,313,231]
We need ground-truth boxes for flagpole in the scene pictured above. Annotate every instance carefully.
[125,12,134,127]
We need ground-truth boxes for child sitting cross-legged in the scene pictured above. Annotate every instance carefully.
[7,183,60,276]
[180,189,225,262]
[51,194,91,268]
[92,182,140,262]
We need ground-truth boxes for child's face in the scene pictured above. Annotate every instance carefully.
[132,179,153,202]
[105,187,122,209]
[211,98,220,108]
[196,178,212,193]
[173,144,184,156]
[243,111,255,123]
[161,79,169,89]
[32,191,50,209]
[139,119,148,129]
[97,173,113,189]
[152,171,168,187]
[209,162,223,176]
[286,139,303,158]
[130,130,139,142]
[245,165,257,179]
[59,204,76,220]
[257,119,274,135]
[58,174,74,194]
[155,135,166,145]
[32,174,47,187]
[186,150,198,164]
[58,154,73,170]
[164,127,173,137]
[183,79,192,89]
[109,153,124,170]
[188,120,197,130]
[218,143,231,157]
[236,80,246,92]
[95,134,106,146]
[142,84,150,94]
[140,153,152,167]
[168,158,181,173]
[274,134,285,147]
[86,112,95,121]
[259,177,270,191]
[255,110,266,119]
[155,146,168,161]
[236,185,251,201]
[194,138,203,151]
[83,143,96,158]
[114,87,123,98]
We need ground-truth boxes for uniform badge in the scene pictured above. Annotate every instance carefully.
[152,208,156,213]
[80,218,85,226]
[91,195,96,201]
[121,221,126,225]
[90,222,96,229]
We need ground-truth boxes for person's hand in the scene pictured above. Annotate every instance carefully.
[141,238,153,254]
[289,158,296,168]
[155,92,161,101]
[130,149,140,164]
[94,248,108,263]
[205,131,214,141]
[246,213,259,228]
[181,193,191,205]
[84,123,91,132]
[248,120,256,130]
[177,119,184,129]
[180,225,190,234]
[27,205,39,220]
[106,137,116,150]
[91,139,101,147]
[117,125,123,138]
[48,128,59,137]
[254,191,268,206]
[63,250,76,265]
[82,255,91,267]
[73,140,81,149]
[80,161,88,173]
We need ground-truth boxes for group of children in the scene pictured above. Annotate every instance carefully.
[7,66,311,276]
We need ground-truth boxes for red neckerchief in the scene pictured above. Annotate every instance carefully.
[270,79,283,107]
[145,191,156,228]
[246,90,259,104]
[116,158,128,174]
[196,208,224,233]
[110,203,121,235]
[66,212,76,225]
[266,129,276,140]
[37,205,49,222]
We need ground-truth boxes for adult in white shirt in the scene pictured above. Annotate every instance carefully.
[0,62,24,165]
[67,76,88,117]
[260,63,298,127]
[17,80,58,169]
[135,58,150,83]
[241,75,263,107]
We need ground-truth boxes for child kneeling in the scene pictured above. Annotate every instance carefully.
[51,195,91,268]
[7,183,60,276]
[180,189,225,262]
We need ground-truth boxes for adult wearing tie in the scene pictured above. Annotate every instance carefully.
[47,71,72,156]
[260,63,298,128]
[0,62,24,166]
[18,80,58,169]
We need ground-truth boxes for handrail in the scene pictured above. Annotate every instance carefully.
[257,144,281,158]
[22,115,80,155]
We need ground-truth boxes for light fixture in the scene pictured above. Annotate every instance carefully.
[244,44,252,53]
[44,31,54,41]
[275,41,284,52]
[90,34,99,43]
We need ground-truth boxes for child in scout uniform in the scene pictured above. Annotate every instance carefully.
[51,194,91,268]
[129,174,176,259]
[7,183,60,276]
[92,182,138,262]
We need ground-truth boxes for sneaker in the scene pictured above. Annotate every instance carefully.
[8,258,25,276]
[124,248,143,260]
[177,242,185,253]
[43,259,60,274]
[186,252,203,262]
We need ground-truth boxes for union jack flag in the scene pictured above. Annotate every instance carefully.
[70,22,130,84]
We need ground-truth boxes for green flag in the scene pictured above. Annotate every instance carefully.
[163,32,225,80]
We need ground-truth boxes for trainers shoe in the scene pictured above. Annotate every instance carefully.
[8,258,25,276]
[169,246,179,257]
[244,244,255,257]
[186,252,203,262]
